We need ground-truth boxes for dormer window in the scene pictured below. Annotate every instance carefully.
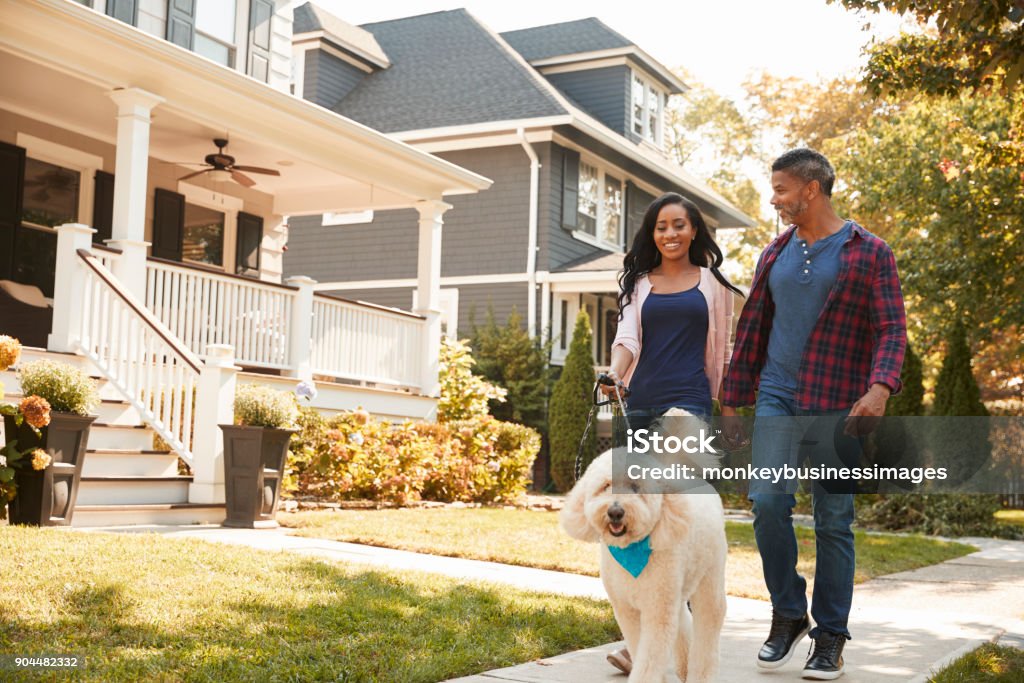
[632,72,664,146]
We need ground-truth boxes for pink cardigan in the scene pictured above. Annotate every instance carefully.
[612,268,735,399]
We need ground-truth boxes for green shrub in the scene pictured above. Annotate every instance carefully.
[437,338,506,423]
[234,383,299,429]
[470,308,552,432]
[857,494,1018,538]
[18,360,99,416]
[548,309,596,492]
[887,342,924,417]
[286,409,540,505]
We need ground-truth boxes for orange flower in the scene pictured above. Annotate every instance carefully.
[0,335,21,371]
[20,395,51,429]
[31,449,52,471]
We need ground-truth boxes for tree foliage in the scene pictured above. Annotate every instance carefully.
[548,310,597,492]
[833,0,1024,94]
[437,338,507,423]
[887,342,925,416]
[932,320,989,417]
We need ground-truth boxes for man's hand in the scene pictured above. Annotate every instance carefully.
[720,405,749,450]
[844,383,890,436]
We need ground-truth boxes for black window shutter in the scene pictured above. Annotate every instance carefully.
[92,170,115,246]
[561,148,580,229]
[166,0,196,50]
[235,211,263,275]
[247,0,274,84]
[152,188,184,261]
[0,142,25,280]
[106,0,138,25]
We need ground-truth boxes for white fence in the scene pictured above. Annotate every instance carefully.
[311,295,424,388]
[145,259,295,370]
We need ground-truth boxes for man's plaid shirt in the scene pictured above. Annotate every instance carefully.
[721,222,907,411]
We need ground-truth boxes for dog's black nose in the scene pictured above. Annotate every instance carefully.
[607,503,625,522]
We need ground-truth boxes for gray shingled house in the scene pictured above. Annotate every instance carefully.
[284,4,754,370]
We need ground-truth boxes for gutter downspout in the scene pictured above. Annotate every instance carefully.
[518,128,540,337]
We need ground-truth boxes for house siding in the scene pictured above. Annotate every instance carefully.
[283,145,532,283]
[303,49,366,108]
[544,66,630,136]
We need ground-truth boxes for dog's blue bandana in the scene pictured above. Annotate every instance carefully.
[607,536,652,578]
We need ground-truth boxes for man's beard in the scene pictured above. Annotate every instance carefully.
[777,200,808,223]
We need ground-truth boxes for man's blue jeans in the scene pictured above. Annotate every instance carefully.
[750,391,856,640]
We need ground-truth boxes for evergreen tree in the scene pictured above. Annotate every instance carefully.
[932,320,988,417]
[470,307,552,433]
[886,343,924,417]
[549,309,597,492]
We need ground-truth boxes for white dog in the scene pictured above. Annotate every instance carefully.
[560,408,727,682]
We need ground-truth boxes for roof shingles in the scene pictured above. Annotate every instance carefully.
[334,10,567,133]
[500,18,634,62]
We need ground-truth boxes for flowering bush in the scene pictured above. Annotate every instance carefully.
[437,338,506,422]
[287,407,540,505]
[18,359,99,416]
[1,337,60,519]
[234,383,299,429]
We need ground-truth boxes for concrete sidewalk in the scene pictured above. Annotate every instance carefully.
[83,526,1024,682]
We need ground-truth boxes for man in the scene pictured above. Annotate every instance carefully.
[721,149,906,680]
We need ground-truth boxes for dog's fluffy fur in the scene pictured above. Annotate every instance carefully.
[560,408,727,682]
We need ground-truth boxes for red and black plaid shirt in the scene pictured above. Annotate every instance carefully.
[722,222,906,411]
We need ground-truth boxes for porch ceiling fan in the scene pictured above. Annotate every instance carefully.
[177,138,281,188]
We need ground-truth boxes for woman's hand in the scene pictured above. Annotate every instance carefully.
[599,370,629,397]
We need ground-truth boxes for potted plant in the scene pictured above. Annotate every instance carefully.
[220,383,299,528]
[1,345,99,526]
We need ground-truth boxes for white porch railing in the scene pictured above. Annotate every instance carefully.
[92,243,122,270]
[77,249,201,464]
[145,258,295,370]
[311,294,425,388]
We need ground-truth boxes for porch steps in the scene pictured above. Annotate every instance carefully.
[72,503,226,527]
[3,346,225,527]
[77,475,192,506]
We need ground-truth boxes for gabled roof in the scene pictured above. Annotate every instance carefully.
[501,18,688,94]
[294,3,390,68]
[333,9,567,133]
[500,18,632,62]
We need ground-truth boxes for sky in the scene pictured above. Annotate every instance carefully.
[314,0,912,101]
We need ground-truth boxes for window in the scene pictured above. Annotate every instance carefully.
[195,0,236,67]
[602,176,623,245]
[183,202,225,266]
[577,161,598,236]
[21,158,80,228]
[632,71,665,145]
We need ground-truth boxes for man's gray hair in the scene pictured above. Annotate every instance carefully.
[772,148,835,197]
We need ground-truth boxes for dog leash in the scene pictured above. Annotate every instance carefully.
[574,373,630,481]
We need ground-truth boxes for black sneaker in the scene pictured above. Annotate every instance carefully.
[802,631,846,680]
[757,611,810,669]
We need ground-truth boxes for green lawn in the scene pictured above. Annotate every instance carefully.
[928,643,1024,682]
[279,508,976,602]
[0,526,619,682]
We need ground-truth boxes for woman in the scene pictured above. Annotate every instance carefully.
[603,192,742,421]
[601,192,742,674]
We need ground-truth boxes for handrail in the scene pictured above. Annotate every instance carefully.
[76,249,201,464]
[79,250,202,372]
[313,290,427,320]
[147,255,299,292]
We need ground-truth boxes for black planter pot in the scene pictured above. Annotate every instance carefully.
[219,424,296,529]
[4,412,95,526]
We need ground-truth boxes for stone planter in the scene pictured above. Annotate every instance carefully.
[4,412,95,526]
[219,424,296,529]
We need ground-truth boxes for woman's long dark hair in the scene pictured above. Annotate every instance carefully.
[617,192,743,317]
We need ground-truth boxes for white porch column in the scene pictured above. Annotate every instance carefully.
[107,88,164,299]
[414,199,451,397]
[189,344,238,505]
[285,275,316,383]
[47,223,96,353]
